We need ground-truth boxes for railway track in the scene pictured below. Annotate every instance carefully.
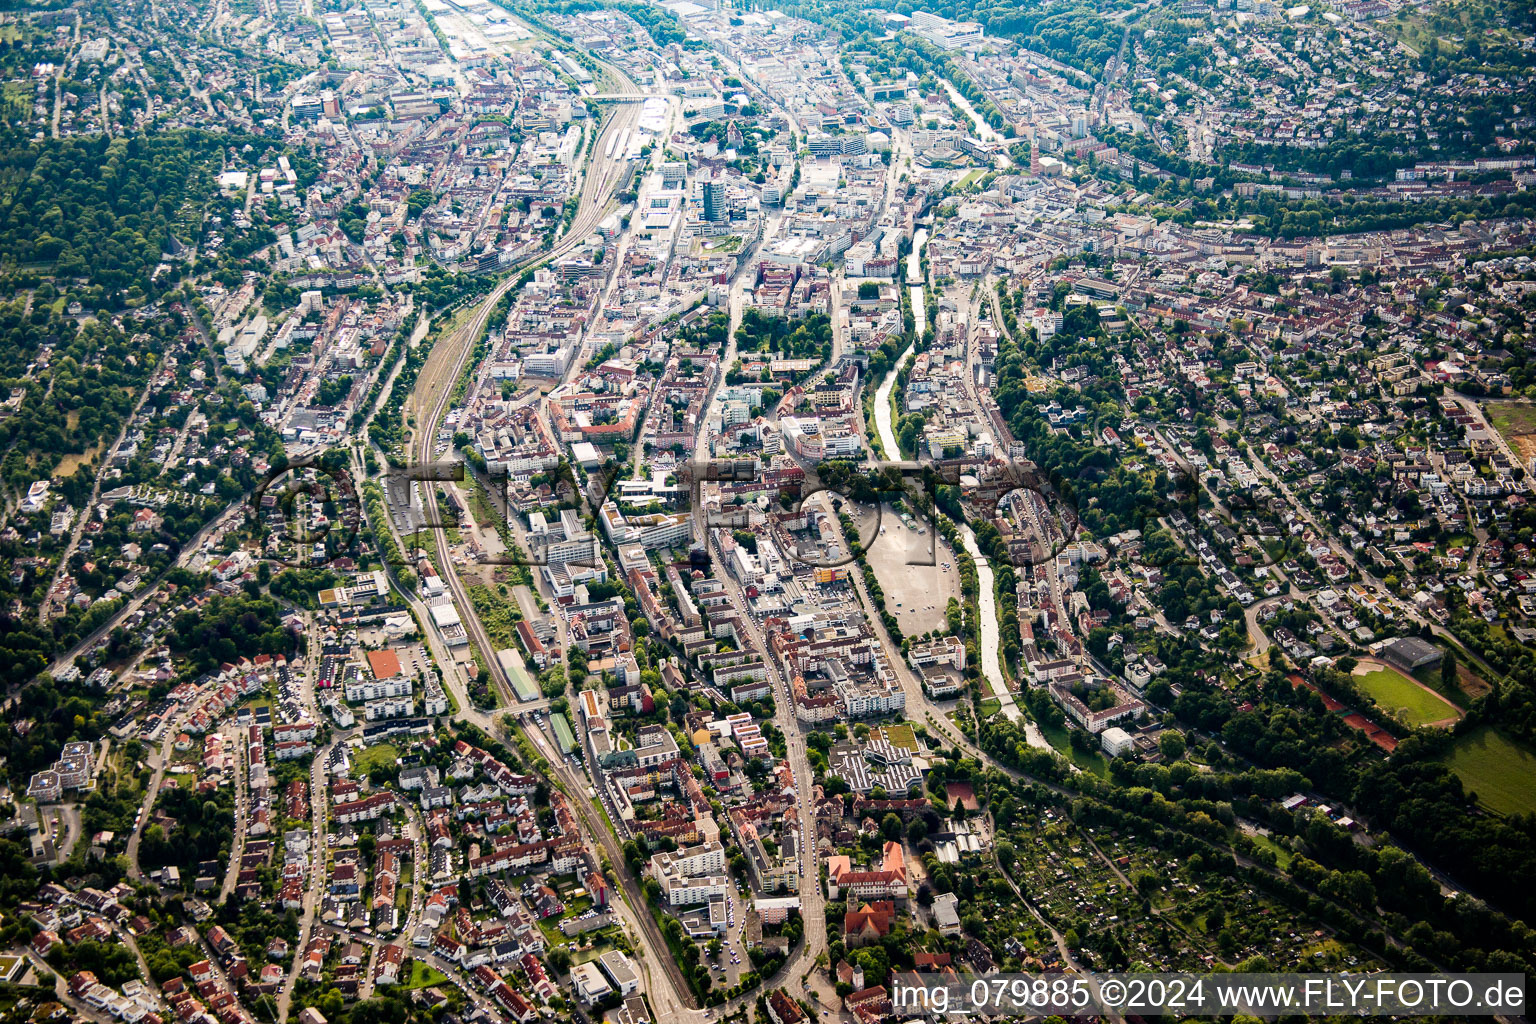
[401,56,704,1019]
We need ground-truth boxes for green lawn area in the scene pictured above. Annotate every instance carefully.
[1378,9,1443,55]
[404,524,462,549]
[1248,831,1294,871]
[402,959,448,990]
[1039,721,1110,778]
[1377,3,1512,56]
[694,234,743,255]
[1441,727,1536,817]
[1354,666,1460,727]
[537,913,570,948]
[570,935,619,966]
[881,723,917,752]
[354,743,399,775]
[1410,664,1469,705]
[977,697,1002,719]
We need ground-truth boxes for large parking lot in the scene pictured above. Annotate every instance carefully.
[697,886,755,989]
[862,504,961,636]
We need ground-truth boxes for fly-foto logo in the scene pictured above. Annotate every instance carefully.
[385,457,609,572]
[682,455,1086,569]
[255,441,1270,580]
[249,456,363,568]
[679,456,950,568]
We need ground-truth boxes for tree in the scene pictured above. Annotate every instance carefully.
[1158,730,1187,761]
[1320,869,1376,912]
[906,817,928,846]
[349,996,411,1024]
[1440,647,1458,690]
[318,990,345,1020]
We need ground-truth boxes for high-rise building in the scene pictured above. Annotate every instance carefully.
[701,179,726,222]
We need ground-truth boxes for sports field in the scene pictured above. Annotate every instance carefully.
[1353,661,1460,727]
[1441,727,1536,817]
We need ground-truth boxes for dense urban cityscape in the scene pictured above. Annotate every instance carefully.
[0,0,1530,1019]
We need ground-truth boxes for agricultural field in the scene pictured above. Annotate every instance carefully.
[1441,727,1536,817]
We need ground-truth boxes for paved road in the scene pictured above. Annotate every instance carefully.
[277,734,334,1023]
[708,545,827,989]
[218,724,251,902]
[278,617,330,1024]
[127,708,199,882]
[25,950,115,1024]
